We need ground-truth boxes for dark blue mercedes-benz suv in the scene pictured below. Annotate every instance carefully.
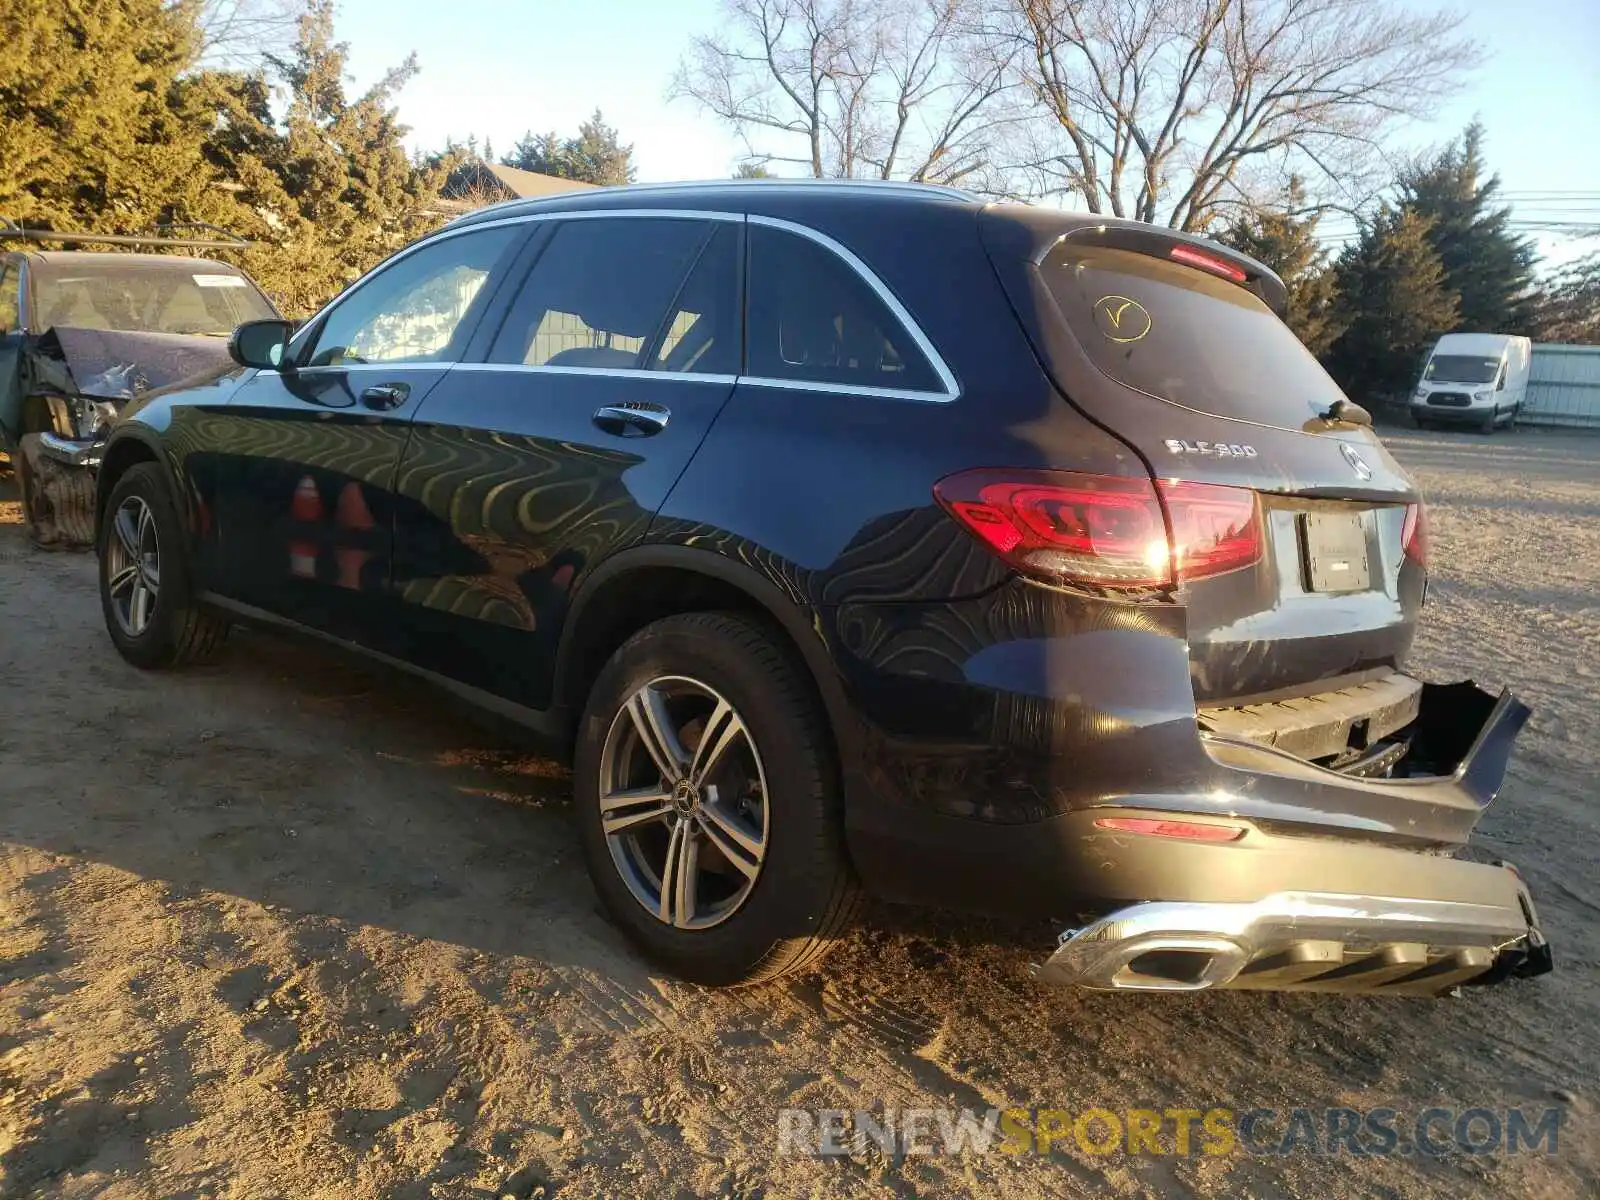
[93,180,1550,994]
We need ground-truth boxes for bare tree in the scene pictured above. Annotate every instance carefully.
[194,0,304,68]
[673,0,1015,185]
[995,0,1482,229]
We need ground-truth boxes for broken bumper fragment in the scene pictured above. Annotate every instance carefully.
[37,430,104,468]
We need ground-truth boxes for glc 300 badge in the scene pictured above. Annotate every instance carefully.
[1164,439,1258,458]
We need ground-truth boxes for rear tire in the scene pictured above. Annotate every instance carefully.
[574,611,859,986]
[98,463,229,669]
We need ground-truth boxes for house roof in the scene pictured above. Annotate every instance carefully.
[482,162,595,198]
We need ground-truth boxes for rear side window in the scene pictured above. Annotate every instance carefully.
[1042,243,1346,429]
[489,218,718,369]
[746,224,941,394]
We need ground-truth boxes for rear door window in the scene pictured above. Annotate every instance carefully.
[488,218,716,369]
[745,223,942,394]
[1042,242,1346,429]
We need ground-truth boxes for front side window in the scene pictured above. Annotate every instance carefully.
[745,224,941,393]
[306,226,521,367]
[488,218,718,369]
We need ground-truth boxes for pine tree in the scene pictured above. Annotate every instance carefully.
[1325,206,1460,399]
[204,0,452,313]
[502,111,635,185]
[1218,181,1344,357]
[1399,123,1540,333]
[1531,252,1600,345]
[0,0,222,231]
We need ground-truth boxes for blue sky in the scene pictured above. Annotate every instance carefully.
[340,0,1599,263]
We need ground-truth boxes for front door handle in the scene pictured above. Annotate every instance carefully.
[360,382,410,411]
[592,403,670,437]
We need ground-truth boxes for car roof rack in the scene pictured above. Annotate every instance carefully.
[0,218,252,251]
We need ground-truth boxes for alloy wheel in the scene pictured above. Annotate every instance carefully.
[106,496,161,637]
[597,675,770,930]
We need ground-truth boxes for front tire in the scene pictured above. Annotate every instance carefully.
[99,463,229,669]
[574,611,858,985]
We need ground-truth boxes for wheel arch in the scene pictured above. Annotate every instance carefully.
[96,435,164,524]
[556,544,865,804]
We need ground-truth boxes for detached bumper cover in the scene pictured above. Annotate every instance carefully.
[1035,882,1552,995]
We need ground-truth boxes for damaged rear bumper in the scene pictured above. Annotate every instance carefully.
[1028,682,1554,995]
[1033,880,1551,995]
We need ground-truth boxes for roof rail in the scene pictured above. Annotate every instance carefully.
[464,177,984,210]
[0,218,251,251]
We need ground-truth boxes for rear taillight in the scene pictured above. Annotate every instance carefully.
[1163,479,1262,581]
[933,469,1261,590]
[1402,500,1428,567]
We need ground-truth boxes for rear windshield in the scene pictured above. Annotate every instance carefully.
[32,260,275,336]
[1424,354,1500,384]
[1041,243,1346,429]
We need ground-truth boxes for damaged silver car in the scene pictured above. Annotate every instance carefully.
[0,228,278,546]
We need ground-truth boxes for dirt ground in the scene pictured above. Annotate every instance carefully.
[0,427,1596,1199]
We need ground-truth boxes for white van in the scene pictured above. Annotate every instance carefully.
[1411,332,1531,433]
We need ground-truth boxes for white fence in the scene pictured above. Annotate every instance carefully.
[1525,343,1600,429]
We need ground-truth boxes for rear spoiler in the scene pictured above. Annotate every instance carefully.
[1047,223,1288,317]
[0,220,252,252]
[979,206,1288,316]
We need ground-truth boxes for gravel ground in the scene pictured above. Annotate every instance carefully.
[0,427,1596,1199]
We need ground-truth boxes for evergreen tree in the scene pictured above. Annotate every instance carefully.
[502,111,635,185]
[1218,181,1344,357]
[204,0,452,313]
[0,0,222,231]
[1326,206,1460,399]
[1399,123,1540,333]
[1531,251,1600,345]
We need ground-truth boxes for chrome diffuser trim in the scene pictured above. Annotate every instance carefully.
[1034,889,1540,995]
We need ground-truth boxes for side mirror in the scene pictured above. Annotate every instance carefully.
[229,318,295,370]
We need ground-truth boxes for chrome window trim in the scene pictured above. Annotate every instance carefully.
[455,362,737,387]
[286,206,960,404]
[292,361,460,373]
[450,362,944,403]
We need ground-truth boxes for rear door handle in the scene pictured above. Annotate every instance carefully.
[592,403,670,437]
[360,382,410,411]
